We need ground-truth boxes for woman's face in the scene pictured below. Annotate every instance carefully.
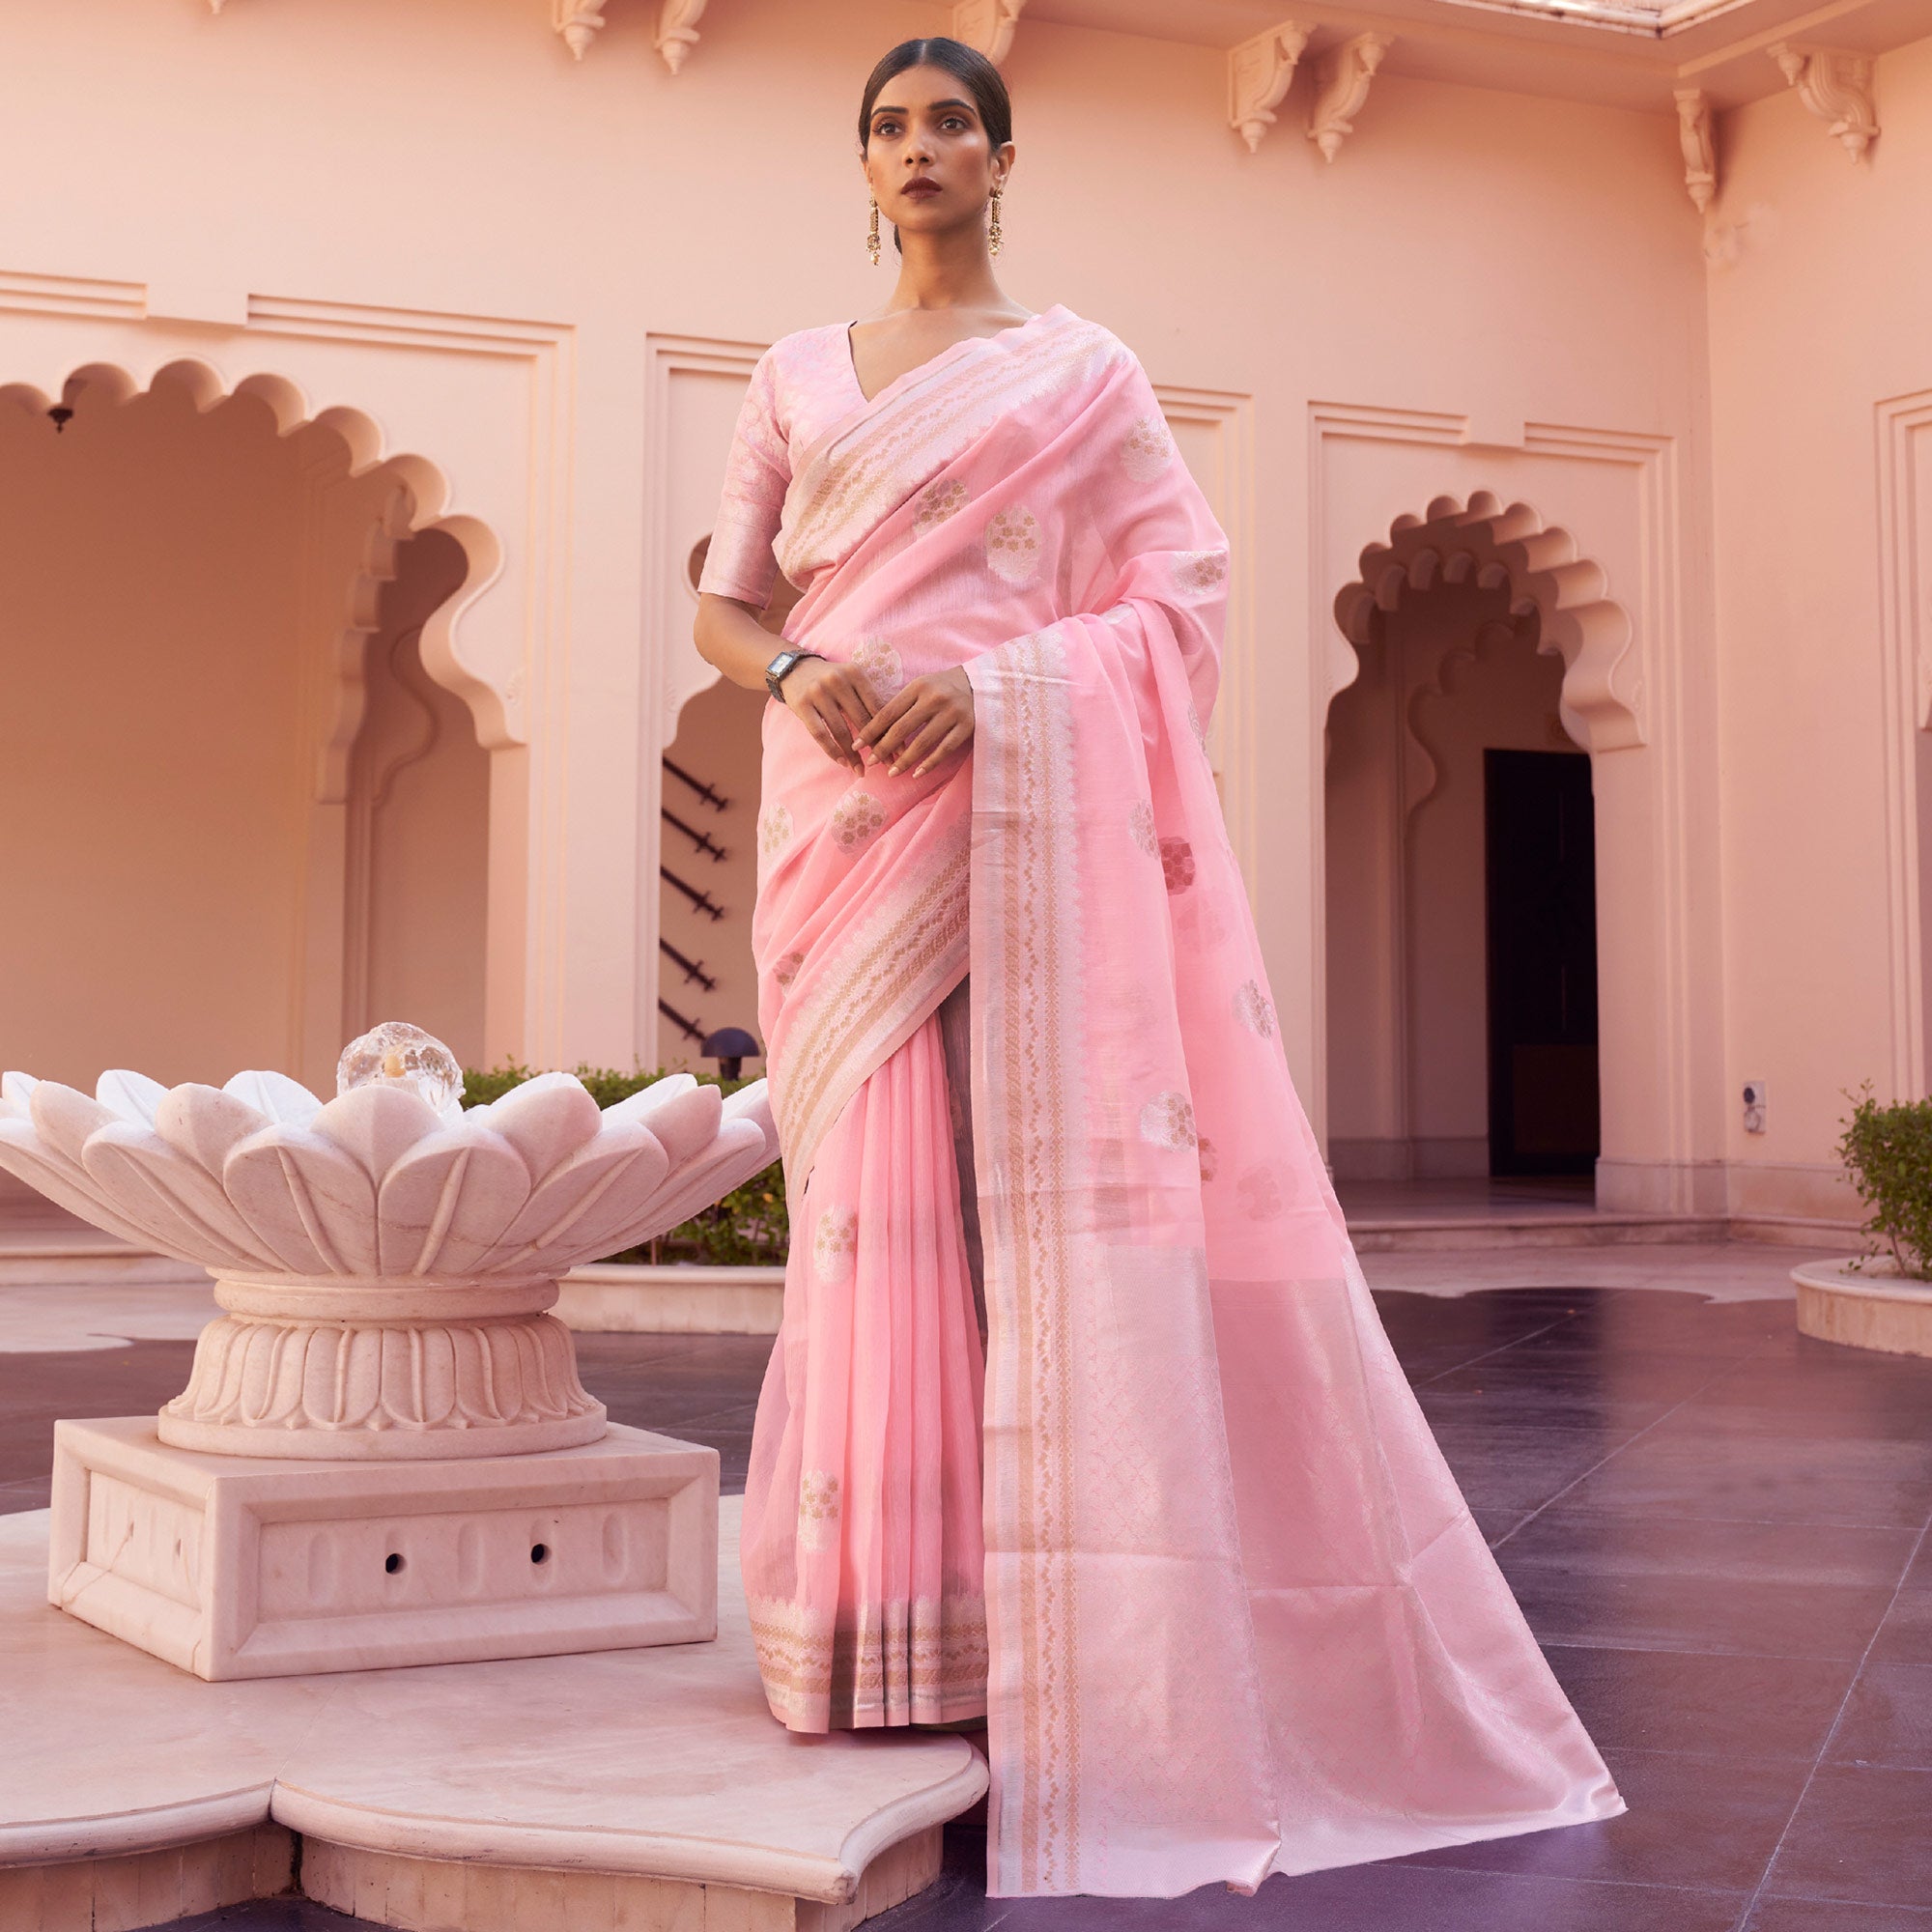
[862,63,1012,245]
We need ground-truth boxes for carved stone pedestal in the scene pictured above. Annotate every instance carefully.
[159,1273,608,1461]
[49,1417,718,1680]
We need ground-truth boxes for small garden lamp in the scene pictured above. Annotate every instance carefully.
[702,1026,761,1081]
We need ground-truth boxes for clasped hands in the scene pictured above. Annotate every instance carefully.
[781,657,974,779]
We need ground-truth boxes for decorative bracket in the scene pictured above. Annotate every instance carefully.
[654,0,709,73]
[554,0,711,71]
[1674,87,1717,212]
[1308,33,1392,163]
[952,0,1028,66]
[1229,21,1312,154]
[554,0,607,58]
[1768,43,1878,162]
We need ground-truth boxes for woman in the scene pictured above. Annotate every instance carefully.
[694,35,1622,1902]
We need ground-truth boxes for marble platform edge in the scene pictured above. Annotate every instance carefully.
[0,1505,990,1907]
[0,1787,275,1865]
[270,1747,986,1905]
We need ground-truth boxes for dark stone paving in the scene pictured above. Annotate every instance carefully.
[7,1283,1930,1930]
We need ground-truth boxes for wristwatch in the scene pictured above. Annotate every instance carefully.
[764,647,817,703]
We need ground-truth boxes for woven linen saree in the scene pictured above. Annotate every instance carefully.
[711,306,1621,1899]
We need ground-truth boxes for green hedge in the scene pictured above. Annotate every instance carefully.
[462,1064,787,1268]
[1839,1084,1932,1280]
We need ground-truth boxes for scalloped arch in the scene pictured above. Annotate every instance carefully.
[1331,491,1644,753]
[0,357,511,752]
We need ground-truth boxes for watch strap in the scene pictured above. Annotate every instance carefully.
[765,648,815,702]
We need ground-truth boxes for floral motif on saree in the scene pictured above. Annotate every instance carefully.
[702,304,1622,1898]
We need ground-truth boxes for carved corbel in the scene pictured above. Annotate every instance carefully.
[1308,33,1392,163]
[554,0,607,59]
[654,0,709,73]
[1674,87,1717,212]
[1768,43,1878,162]
[952,0,1027,66]
[1229,21,1312,154]
[554,0,710,71]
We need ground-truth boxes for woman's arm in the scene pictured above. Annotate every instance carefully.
[695,590,878,775]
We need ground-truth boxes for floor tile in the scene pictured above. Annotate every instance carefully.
[175,1901,374,1929]
[1826,1661,1932,1769]
[1472,1503,1535,1544]
[1663,1399,1932,1448]
[1558,1430,1932,1529]
[1400,1746,1809,1890]
[1745,1899,1932,1931]
[988,1864,1745,1932]
[1898,1540,1932,1592]
[1691,1353,1932,1420]
[1413,1384,1674,1436]
[1762,1764,1932,1908]
[1425,1422,1621,1511]
[1493,1511,1917,1658]
[1543,1644,1856,1761]
[1869,1590,1932,1665]
[1424,1350,1724,1404]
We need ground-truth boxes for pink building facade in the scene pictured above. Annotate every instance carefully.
[2,0,1927,1232]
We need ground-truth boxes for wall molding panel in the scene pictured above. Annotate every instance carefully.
[1874,388,1932,1099]
[1308,402,1698,1201]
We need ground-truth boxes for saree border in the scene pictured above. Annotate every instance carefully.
[972,627,1087,1897]
[768,821,971,1192]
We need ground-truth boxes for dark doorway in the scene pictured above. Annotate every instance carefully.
[1484,749,1600,1176]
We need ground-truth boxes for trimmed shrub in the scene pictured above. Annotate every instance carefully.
[1838,1084,1932,1280]
[462,1064,786,1268]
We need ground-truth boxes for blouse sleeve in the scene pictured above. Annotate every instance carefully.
[697,348,789,607]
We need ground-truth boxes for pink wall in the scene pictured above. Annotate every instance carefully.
[1706,30,1932,1219]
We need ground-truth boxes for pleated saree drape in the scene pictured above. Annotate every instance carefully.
[700,306,1622,1899]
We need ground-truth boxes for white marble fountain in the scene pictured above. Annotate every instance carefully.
[0,1022,781,1680]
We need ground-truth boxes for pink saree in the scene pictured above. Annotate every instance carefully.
[700,305,1623,1898]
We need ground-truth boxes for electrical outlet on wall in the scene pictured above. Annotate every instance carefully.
[1743,1080,1767,1134]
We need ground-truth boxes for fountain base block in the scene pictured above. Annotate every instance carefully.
[48,1417,718,1681]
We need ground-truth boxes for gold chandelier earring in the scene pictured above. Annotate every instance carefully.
[987,184,1005,258]
[867,198,882,268]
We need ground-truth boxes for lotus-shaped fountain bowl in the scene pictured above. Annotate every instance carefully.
[0,1065,780,1461]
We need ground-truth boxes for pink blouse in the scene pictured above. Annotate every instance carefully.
[696,324,862,608]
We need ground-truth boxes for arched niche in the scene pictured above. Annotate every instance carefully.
[0,362,509,1090]
[1321,492,1642,1199]
[1331,491,1643,755]
[0,358,509,752]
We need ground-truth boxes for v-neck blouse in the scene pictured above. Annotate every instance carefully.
[696,310,1054,609]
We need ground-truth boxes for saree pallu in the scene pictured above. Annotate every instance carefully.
[739,307,1622,1897]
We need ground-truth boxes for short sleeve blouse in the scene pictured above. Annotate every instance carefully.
[696,324,866,607]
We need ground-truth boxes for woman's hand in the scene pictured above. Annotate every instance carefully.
[856,668,975,779]
[781,658,877,773]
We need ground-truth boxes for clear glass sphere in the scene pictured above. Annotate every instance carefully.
[336,1021,463,1115]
